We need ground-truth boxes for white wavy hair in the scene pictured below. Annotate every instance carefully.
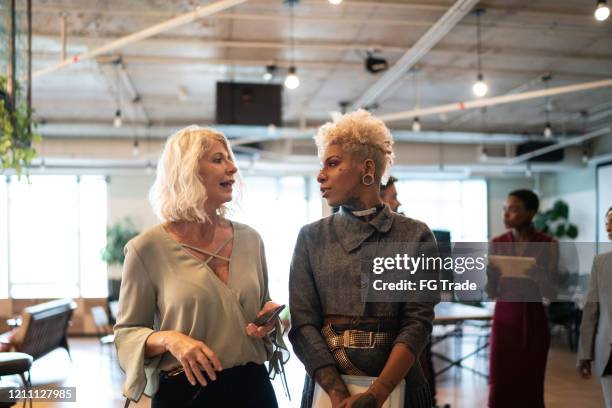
[149,125,241,223]
[314,109,395,184]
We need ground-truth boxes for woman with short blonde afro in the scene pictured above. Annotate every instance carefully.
[289,110,438,408]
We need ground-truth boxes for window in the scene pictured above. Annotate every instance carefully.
[395,179,488,242]
[1,175,108,298]
[232,176,322,304]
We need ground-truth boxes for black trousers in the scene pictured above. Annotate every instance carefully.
[152,362,278,408]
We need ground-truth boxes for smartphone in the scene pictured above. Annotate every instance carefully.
[253,305,285,327]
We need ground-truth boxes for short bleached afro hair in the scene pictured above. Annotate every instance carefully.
[149,125,241,224]
[314,109,394,183]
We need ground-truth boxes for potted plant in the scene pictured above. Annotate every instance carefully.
[534,199,579,239]
[102,217,140,300]
[0,75,41,177]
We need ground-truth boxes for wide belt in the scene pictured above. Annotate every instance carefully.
[321,324,395,376]
[323,326,395,349]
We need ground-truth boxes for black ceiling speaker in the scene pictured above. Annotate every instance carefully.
[216,82,282,127]
[516,141,564,162]
[365,54,388,74]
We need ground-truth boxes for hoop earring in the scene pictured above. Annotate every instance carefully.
[362,174,375,186]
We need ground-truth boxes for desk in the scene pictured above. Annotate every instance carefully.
[432,303,493,378]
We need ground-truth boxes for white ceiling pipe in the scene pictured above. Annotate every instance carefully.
[18,157,584,177]
[379,78,612,122]
[351,0,479,110]
[508,126,611,165]
[38,123,535,145]
[31,0,248,80]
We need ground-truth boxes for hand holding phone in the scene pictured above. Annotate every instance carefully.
[253,304,285,327]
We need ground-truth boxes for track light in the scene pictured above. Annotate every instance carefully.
[263,65,276,81]
[472,73,488,97]
[113,109,122,128]
[595,0,610,21]
[365,53,389,74]
[284,66,300,90]
[412,117,421,132]
[328,0,343,4]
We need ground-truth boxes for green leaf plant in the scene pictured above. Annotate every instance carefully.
[101,218,140,266]
[0,75,41,178]
[534,199,579,240]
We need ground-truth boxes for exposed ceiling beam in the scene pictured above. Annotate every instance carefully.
[30,51,612,82]
[350,0,479,110]
[23,1,600,18]
[31,33,612,64]
[23,4,608,33]
[31,0,248,80]
[447,74,547,127]
[379,78,612,122]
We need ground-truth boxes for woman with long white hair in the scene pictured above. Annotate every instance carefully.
[114,126,282,407]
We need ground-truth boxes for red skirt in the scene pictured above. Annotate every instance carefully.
[488,302,550,408]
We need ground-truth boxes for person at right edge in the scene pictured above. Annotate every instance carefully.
[577,206,612,407]
[288,109,438,408]
[486,189,559,408]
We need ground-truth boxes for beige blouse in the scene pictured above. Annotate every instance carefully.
[114,221,273,402]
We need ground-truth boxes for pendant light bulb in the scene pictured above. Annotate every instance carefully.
[472,73,488,97]
[595,0,610,21]
[113,109,123,128]
[412,117,421,132]
[328,0,343,4]
[544,122,553,138]
[262,65,276,81]
[284,67,300,90]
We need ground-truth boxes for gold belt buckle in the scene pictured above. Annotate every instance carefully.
[344,330,375,348]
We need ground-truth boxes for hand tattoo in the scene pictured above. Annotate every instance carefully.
[314,366,350,401]
[353,393,377,408]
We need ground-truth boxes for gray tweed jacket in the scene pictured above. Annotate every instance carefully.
[288,205,439,377]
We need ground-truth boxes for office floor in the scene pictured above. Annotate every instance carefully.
[29,332,603,408]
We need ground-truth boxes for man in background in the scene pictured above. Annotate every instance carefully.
[380,176,402,213]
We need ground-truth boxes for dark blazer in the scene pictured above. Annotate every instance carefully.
[288,205,439,376]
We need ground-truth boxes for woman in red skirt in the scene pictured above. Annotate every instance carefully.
[487,189,558,408]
